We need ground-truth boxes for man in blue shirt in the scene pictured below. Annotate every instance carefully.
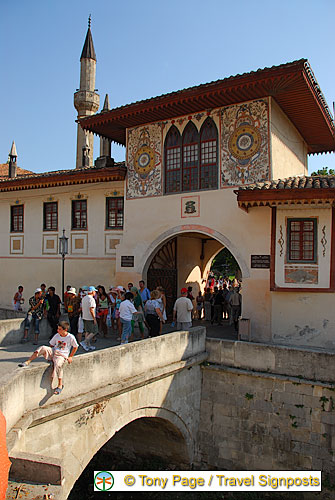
[139,280,151,304]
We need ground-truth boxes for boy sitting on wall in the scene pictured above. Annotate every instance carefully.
[18,321,78,395]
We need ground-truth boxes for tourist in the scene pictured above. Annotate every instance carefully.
[130,287,145,340]
[65,287,81,341]
[127,282,134,291]
[80,286,99,351]
[96,285,111,338]
[18,320,78,396]
[172,288,193,331]
[108,286,116,331]
[13,285,24,312]
[40,283,47,300]
[44,286,61,338]
[139,280,150,304]
[196,290,204,320]
[203,288,212,321]
[119,292,140,344]
[114,287,123,340]
[21,288,44,344]
[212,288,224,325]
[145,290,165,337]
[222,283,229,320]
[156,286,167,334]
[64,285,72,311]
[228,287,242,332]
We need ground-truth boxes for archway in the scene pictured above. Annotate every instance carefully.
[68,416,190,499]
[145,226,247,317]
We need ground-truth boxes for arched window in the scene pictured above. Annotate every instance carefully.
[165,125,181,194]
[200,117,218,190]
[164,119,218,193]
[182,122,199,192]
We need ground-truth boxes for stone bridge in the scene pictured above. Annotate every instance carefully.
[2,328,207,499]
[3,327,335,499]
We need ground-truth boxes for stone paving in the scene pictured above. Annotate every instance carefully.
[0,318,237,381]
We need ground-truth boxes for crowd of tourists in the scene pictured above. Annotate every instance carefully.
[14,278,241,395]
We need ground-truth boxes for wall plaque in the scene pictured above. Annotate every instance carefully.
[121,256,134,267]
[251,255,271,269]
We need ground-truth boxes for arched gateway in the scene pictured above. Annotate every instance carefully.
[144,225,249,316]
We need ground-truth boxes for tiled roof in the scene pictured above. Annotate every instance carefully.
[0,162,125,184]
[238,176,335,191]
[0,164,34,179]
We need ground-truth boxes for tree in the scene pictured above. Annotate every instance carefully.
[311,167,335,176]
[211,248,240,276]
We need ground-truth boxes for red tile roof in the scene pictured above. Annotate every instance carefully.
[0,164,34,179]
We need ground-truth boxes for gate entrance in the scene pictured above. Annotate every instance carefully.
[147,237,177,318]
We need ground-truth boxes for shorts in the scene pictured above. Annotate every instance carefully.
[83,319,99,335]
[97,309,109,319]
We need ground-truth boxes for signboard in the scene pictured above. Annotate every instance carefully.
[251,255,271,269]
[121,256,134,267]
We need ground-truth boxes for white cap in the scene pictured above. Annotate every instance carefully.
[68,287,76,294]
[34,288,42,293]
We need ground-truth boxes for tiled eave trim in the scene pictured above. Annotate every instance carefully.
[0,168,127,193]
[235,188,335,212]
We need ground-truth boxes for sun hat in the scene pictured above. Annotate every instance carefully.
[181,287,188,294]
[68,287,76,294]
[117,285,124,291]
[34,288,42,293]
[131,286,138,293]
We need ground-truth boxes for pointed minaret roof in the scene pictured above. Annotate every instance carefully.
[80,16,96,61]
[9,140,17,157]
[102,94,110,112]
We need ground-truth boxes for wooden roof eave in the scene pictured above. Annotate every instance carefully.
[0,167,127,193]
[235,187,335,212]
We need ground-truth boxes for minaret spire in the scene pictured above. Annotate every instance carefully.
[8,140,18,178]
[74,19,99,169]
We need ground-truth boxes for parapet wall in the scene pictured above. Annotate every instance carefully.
[199,339,335,474]
[1,328,206,435]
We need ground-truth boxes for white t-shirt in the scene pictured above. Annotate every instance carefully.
[119,299,137,321]
[81,294,96,321]
[50,332,78,358]
[173,296,193,323]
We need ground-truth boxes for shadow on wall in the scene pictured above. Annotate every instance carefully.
[0,317,51,347]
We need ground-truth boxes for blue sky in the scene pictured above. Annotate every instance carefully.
[1,0,334,174]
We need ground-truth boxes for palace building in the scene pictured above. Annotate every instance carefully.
[1,23,335,348]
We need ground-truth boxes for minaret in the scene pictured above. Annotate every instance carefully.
[100,94,111,158]
[95,94,114,168]
[74,16,100,168]
[8,141,18,178]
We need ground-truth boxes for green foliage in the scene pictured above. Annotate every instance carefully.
[311,167,335,176]
[211,248,240,276]
[245,393,254,400]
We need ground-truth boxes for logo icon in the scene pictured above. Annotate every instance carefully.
[94,471,114,491]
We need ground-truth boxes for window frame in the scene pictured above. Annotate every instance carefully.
[71,199,87,230]
[106,197,124,230]
[164,119,218,194]
[43,201,58,232]
[286,217,317,264]
[10,204,24,233]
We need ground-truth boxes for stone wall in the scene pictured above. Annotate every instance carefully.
[198,339,335,475]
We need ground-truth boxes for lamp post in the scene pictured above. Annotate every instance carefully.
[59,229,68,303]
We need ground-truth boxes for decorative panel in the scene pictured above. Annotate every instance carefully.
[127,123,162,199]
[71,233,88,255]
[10,235,24,254]
[284,266,318,284]
[181,195,200,218]
[105,235,120,255]
[221,99,269,186]
[42,234,58,255]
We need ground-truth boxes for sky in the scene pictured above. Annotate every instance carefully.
[1,0,334,175]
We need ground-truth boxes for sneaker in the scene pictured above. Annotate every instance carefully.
[21,338,28,344]
[88,345,96,351]
[80,341,89,352]
[18,362,29,368]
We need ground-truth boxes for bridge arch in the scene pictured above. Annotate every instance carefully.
[68,407,193,497]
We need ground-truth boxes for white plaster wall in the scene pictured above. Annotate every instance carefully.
[270,98,308,179]
[272,292,335,349]
[0,182,124,308]
[117,190,272,342]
